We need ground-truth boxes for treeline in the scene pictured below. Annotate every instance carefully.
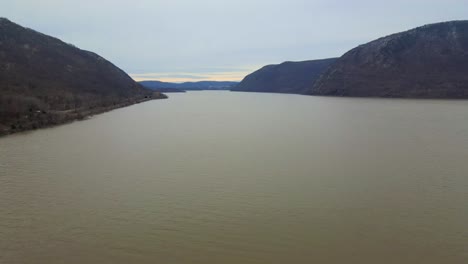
[0,91,165,136]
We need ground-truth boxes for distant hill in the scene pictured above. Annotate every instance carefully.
[137,82,186,93]
[232,58,337,94]
[0,18,166,135]
[140,81,238,92]
[311,21,468,98]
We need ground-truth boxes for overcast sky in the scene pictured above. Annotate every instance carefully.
[1,0,467,82]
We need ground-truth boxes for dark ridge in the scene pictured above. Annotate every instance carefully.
[232,58,337,94]
[0,18,166,136]
[310,21,468,98]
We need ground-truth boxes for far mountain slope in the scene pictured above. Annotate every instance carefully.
[310,21,468,98]
[232,58,337,94]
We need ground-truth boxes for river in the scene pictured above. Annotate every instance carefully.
[1,91,468,263]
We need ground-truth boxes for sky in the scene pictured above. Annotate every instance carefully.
[1,0,467,82]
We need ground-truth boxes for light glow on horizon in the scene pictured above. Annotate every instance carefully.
[130,69,257,83]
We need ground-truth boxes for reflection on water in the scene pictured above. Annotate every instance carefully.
[1,91,468,263]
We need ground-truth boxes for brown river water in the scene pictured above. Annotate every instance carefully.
[1,91,468,263]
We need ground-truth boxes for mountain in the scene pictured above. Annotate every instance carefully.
[138,81,186,93]
[0,18,166,135]
[139,81,185,90]
[311,21,468,98]
[140,81,238,92]
[232,58,337,94]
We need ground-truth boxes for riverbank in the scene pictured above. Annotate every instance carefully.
[0,93,167,137]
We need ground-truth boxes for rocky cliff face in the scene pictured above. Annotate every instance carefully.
[311,21,468,98]
[0,18,165,135]
[233,58,337,94]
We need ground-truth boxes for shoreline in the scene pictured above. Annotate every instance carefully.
[0,93,168,137]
